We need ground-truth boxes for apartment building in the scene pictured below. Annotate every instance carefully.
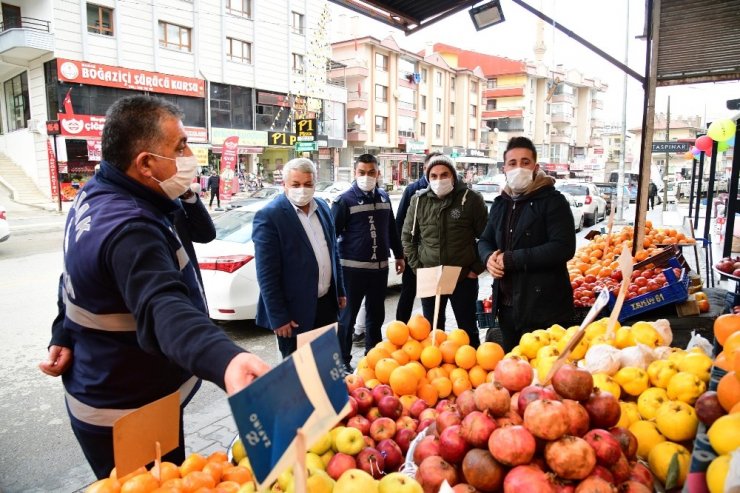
[0,0,346,202]
[597,125,635,183]
[330,35,487,187]
[629,114,705,179]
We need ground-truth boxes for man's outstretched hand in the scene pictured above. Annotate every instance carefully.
[224,352,272,395]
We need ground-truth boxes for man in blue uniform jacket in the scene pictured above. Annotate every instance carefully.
[253,158,347,358]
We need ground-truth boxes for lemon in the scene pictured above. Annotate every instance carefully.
[536,355,559,383]
[708,413,740,455]
[615,326,635,348]
[592,373,621,399]
[648,441,690,488]
[631,321,663,347]
[667,371,706,404]
[647,359,679,389]
[614,366,649,396]
[519,333,546,359]
[637,387,670,420]
[231,438,247,463]
[655,400,699,441]
[706,454,731,493]
[532,329,552,345]
[629,420,666,459]
[616,401,641,428]
[547,324,567,340]
[678,352,713,382]
[536,344,560,360]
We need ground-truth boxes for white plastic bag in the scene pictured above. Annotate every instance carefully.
[685,330,713,356]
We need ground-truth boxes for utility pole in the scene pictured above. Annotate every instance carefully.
[663,95,670,211]
[616,0,629,222]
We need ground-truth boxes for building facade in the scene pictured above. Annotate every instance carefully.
[0,0,346,202]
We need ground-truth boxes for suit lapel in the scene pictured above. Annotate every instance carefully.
[279,195,314,252]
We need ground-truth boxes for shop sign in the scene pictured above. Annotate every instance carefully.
[295,141,318,152]
[652,141,691,153]
[211,128,268,146]
[57,113,207,142]
[268,131,297,146]
[189,144,210,166]
[219,136,240,202]
[256,91,291,107]
[57,58,205,97]
[594,148,604,155]
[464,148,486,158]
[296,118,317,142]
[46,120,61,136]
[544,163,569,172]
[87,139,101,161]
[184,126,208,143]
[406,140,426,154]
[46,140,59,201]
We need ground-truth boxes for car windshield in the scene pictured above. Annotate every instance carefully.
[212,210,255,243]
[473,183,500,193]
[557,184,588,196]
[249,188,278,199]
[314,181,335,191]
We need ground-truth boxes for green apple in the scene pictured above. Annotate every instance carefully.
[330,426,346,452]
[309,432,333,455]
[307,467,335,493]
[277,468,294,490]
[334,427,365,456]
[237,481,257,493]
[305,452,325,472]
[231,438,247,463]
[378,472,423,493]
[334,468,379,493]
[320,449,335,467]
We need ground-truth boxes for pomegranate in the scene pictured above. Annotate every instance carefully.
[510,392,521,415]
[461,448,505,493]
[503,465,556,493]
[583,429,622,466]
[562,399,590,436]
[439,425,470,465]
[554,481,576,493]
[495,410,523,427]
[552,363,594,401]
[518,385,560,415]
[474,382,511,417]
[460,411,497,448]
[574,475,617,493]
[618,481,652,493]
[436,410,462,433]
[488,425,537,466]
[523,399,569,440]
[416,455,459,493]
[609,427,638,460]
[628,461,653,488]
[544,436,596,480]
[451,485,478,493]
[609,452,631,484]
[590,465,615,484]
[413,436,440,465]
[436,399,455,413]
[694,391,726,427]
[584,388,621,429]
[456,389,478,417]
[494,356,533,392]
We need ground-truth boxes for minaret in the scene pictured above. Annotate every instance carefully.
[534,19,547,62]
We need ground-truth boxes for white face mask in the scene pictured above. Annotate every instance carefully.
[287,186,314,207]
[430,178,454,197]
[356,175,377,192]
[149,153,199,200]
[506,167,534,194]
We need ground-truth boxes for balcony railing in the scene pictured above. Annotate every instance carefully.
[551,93,575,104]
[1,16,50,32]
[483,86,525,99]
[0,16,54,60]
[551,112,574,124]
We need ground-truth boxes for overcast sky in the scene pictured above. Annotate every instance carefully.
[328,0,740,129]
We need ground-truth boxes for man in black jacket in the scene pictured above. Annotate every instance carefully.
[478,137,576,352]
[208,171,221,208]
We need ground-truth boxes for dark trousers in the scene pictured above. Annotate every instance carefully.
[395,264,425,324]
[209,189,220,207]
[421,277,480,347]
[497,305,521,353]
[649,195,655,210]
[339,268,388,365]
[277,293,338,358]
[69,408,185,479]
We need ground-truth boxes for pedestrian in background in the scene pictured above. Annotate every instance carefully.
[38,95,269,479]
[332,154,404,373]
[208,170,220,209]
[648,181,658,210]
[478,136,575,352]
[253,158,346,358]
[402,154,488,347]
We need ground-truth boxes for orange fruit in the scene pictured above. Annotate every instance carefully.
[357,357,369,370]
[455,345,477,370]
[715,314,740,345]
[357,367,375,382]
[207,451,229,464]
[86,478,121,493]
[416,376,430,389]
[468,365,488,388]
[736,350,740,379]
[120,473,159,493]
[476,342,504,371]
[717,371,740,412]
[201,461,224,484]
[420,345,443,369]
[366,347,391,369]
[452,376,473,396]
[417,383,439,406]
[714,351,733,371]
[385,320,410,346]
[486,370,496,383]
[427,367,447,381]
[377,340,398,354]
[182,471,216,492]
[420,337,433,348]
[150,462,180,483]
[449,367,469,383]
[180,454,208,477]
[402,339,423,361]
[111,467,147,484]
[222,466,253,484]
[431,376,453,398]
[389,365,419,395]
[725,332,740,357]
[160,479,186,491]
[441,362,457,375]
[391,349,410,365]
[365,378,381,389]
[400,394,419,410]
[408,314,432,341]
[430,329,447,345]
[405,361,427,380]
[448,329,471,346]
[375,358,400,383]
[215,480,242,493]
[440,341,460,364]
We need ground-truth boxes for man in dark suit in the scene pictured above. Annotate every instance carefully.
[253,158,347,358]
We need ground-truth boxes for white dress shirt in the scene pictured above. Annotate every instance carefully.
[292,199,332,297]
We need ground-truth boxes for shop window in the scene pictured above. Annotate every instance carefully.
[291,11,304,35]
[227,37,252,64]
[159,21,191,52]
[4,72,29,132]
[226,0,252,18]
[87,4,114,36]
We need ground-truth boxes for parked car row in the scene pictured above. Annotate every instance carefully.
[555,182,608,226]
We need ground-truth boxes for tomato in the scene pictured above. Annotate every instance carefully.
[637,286,649,295]
[628,284,639,293]
[632,269,642,280]
[698,299,710,312]
[582,290,594,299]
[634,276,648,287]
[655,274,667,284]
[646,280,659,291]
[654,267,664,276]
[580,296,593,305]
[610,270,623,282]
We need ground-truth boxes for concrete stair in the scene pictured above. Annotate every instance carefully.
[0,153,55,209]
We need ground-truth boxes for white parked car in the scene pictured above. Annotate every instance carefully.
[314,181,352,204]
[194,199,402,321]
[0,204,8,242]
[556,182,607,226]
[560,192,585,232]
[471,181,501,203]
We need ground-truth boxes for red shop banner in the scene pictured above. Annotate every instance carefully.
[219,136,239,202]
[57,58,205,97]
[47,139,59,201]
[57,113,207,143]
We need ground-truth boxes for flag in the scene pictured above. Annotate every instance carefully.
[62,89,73,115]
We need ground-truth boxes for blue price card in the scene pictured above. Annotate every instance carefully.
[228,326,350,489]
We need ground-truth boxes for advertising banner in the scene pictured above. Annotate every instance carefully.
[56,113,207,143]
[86,139,101,161]
[46,139,59,201]
[219,136,239,202]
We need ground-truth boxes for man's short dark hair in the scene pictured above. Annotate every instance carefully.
[355,153,378,168]
[504,136,538,162]
[102,95,184,171]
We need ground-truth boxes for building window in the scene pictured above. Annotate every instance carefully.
[87,4,114,36]
[421,95,427,110]
[226,0,252,18]
[470,104,477,117]
[375,115,387,133]
[450,126,454,139]
[227,38,252,64]
[486,99,497,110]
[210,82,253,129]
[487,78,497,89]
[4,72,29,132]
[435,72,442,86]
[292,53,304,74]
[291,11,304,35]
[451,77,456,90]
[420,122,426,136]
[421,68,427,82]
[471,81,478,93]
[159,21,191,52]
[470,129,476,141]
[375,53,388,71]
[375,84,388,102]
[450,102,455,115]
[435,124,441,138]
[435,98,442,112]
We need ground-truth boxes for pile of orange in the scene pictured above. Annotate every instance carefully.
[86,451,254,493]
[713,313,740,413]
[355,314,505,408]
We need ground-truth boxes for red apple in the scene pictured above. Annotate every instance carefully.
[396,415,418,432]
[409,398,429,419]
[371,384,394,405]
[366,406,382,422]
[345,374,365,393]
[356,446,385,479]
[417,418,435,433]
[347,415,371,436]
[376,438,404,472]
[436,410,462,434]
[326,452,356,480]
[419,408,439,422]
[494,356,533,392]
[346,396,359,418]
[394,427,417,454]
[412,435,440,465]
[362,435,375,448]
[378,395,403,420]
[351,387,374,414]
[369,416,397,442]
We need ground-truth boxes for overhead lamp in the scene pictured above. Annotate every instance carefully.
[469,0,505,31]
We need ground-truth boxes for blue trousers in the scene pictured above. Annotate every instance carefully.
[421,277,480,347]
[339,268,388,365]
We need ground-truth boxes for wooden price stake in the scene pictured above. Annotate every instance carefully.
[605,203,616,249]
[605,245,634,339]
[416,266,462,344]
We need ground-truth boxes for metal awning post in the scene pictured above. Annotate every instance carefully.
[688,157,697,219]
[723,121,740,257]
[694,151,705,229]
[703,140,719,287]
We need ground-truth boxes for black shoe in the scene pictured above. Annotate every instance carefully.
[352,333,365,346]
[341,363,354,377]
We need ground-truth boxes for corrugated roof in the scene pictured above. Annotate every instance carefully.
[432,43,526,76]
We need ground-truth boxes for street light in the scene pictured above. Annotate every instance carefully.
[469,0,505,31]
